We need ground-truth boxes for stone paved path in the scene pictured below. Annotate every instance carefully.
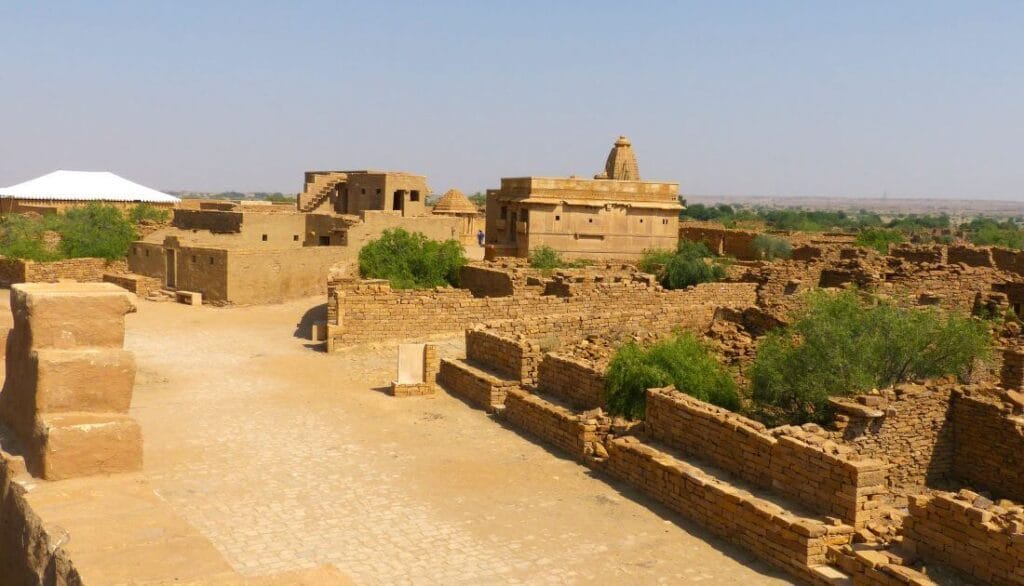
[127,297,792,585]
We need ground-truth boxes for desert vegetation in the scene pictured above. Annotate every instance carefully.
[639,241,727,289]
[604,332,740,419]
[0,203,159,261]
[528,245,590,270]
[358,228,467,289]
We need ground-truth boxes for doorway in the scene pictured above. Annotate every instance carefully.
[393,190,404,213]
[164,249,177,288]
[509,211,518,243]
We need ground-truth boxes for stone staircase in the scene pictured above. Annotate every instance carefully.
[298,176,341,213]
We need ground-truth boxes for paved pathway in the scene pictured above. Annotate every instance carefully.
[127,297,792,585]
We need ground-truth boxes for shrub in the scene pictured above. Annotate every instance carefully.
[528,245,589,270]
[128,204,170,223]
[0,214,64,261]
[748,290,991,425]
[358,228,467,289]
[854,228,905,253]
[605,332,740,419]
[58,204,138,260]
[752,234,792,260]
[641,241,726,289]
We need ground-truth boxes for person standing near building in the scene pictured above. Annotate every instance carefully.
[477,229,485,246]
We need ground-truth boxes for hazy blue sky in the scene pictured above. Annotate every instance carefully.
[2,2,1022,199]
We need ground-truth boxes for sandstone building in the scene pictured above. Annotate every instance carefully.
[297,170,429,216]
[127,171,460,304]
[484,137,681,260]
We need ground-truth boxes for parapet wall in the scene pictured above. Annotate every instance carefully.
[644,388,887,527]
[950,388,1024,503]
[0,457,81,584]
[903,490,1024,584]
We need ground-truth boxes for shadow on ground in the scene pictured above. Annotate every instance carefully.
[294,303,327,340]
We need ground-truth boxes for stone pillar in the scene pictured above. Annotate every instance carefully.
[0,283,141,480]
[1000,347,1024,391]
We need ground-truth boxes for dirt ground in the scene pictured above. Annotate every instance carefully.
[118,295,791,585]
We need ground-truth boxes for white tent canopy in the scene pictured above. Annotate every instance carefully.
[0,170,180,203]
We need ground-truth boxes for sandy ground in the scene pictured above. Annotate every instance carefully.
[115,295,791,585]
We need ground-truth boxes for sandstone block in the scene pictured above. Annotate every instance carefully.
[34,413,142,480]
[34,349,136,414]
[10,283,136,349]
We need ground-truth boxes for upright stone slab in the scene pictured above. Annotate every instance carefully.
[390,344,439,397]
[0,283,141,480]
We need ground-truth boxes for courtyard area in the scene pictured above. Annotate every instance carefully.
[118,296,790,584]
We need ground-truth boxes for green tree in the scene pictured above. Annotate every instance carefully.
[528,245,589,270]
[0,214,64,261]
[605,332,740,419]
[128,204,170,223]
[59,204,138,260]
[749,290,991,425]
[854,228,905,253]
[358,228,467,289]
[640,241,726,289]
[752,234,793,260]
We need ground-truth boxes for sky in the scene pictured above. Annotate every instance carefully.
[1,1,1022,200]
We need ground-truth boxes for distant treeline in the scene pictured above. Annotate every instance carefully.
[172,192,297,203]
[681,203,1024,250]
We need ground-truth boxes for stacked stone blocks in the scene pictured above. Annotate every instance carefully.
[0,283,141,480]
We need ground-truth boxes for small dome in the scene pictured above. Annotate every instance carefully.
[599,135,640,180]
[432,188,478,214]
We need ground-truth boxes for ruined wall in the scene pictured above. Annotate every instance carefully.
[327,278,757,348]
[643,388,887,527]
[889,245,945,264]
[0,457,81,584]
[903,490,1024,585]
[604,436,854,578]
[947,245,994,267]
[464,329,537,383]
[993,247,1024,277]
[459,265,515,297]
[951,388,1024,503]
[537,353,606,409]
[828,385,956,502]
[679,224,760,260]
[0,258,128,287]
[501,388,608,458]
[172,209,243,233]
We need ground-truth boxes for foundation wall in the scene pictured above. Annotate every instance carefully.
[950,389,1024,502]
[644,388,887,527]
[679,225,760,260]
[604,436,853,576]
[501,388,608,458]
[0,457,81,584]
[459,265,515,297]
[464,329,538,383]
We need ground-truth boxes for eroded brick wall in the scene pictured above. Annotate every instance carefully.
[0,258,126,287]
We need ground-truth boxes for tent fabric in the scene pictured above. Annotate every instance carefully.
[0,170,180,203]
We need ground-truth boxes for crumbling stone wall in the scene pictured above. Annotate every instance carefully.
[644,388,887,527]
[890,244,946,264]
[0,457,81,584]
[465,329,540,385]
[903,490,1024,585]
[459,265,516,297]
[947,244,994,267]
[950,388,1024,503]
[679,224,760,260]
[828,385,956,502]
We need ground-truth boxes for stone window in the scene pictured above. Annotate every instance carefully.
[555,215,560,221]
[361,188,366,195]
[500,206,507,220]
[639,218,644,223]
[209,257,214,265]
[145,249,149,257]
[261,234,268,241]
[410,190,420,202]
[376,188,381,195]
[293,235,299,241]
[662,218,669,225]
[192,255,197,263]
[319,236,330,246]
